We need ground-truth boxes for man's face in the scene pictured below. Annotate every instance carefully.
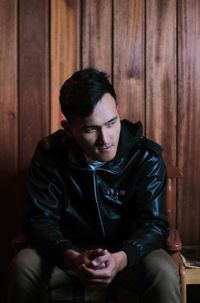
[68,93,121,162]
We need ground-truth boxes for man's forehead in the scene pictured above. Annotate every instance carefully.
[72,95,118,128]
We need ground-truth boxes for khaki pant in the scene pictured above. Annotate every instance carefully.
[7,248,181,303]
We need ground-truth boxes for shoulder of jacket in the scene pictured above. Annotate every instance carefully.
[37,130,65,154]
[139,137,163,156]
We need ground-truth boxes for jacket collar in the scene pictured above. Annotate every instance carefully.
[102,120,143,172]
[112,120,142,162]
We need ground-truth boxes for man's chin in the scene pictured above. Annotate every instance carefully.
[96,152,116,162]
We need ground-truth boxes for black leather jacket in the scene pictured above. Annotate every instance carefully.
[25,120,168,268]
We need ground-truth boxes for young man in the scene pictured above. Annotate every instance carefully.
[7,68,180,302]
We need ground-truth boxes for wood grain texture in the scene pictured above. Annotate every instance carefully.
[113,0,145,123]
[0,0,18,296]
[178,0,200,245]
[0,0,18,178]
[82,0,112,74]
[51,0,80,132]
[0,1,18,222]
[19,0,50,168]
[146,0,177,166]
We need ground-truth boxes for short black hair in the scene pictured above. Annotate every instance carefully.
[59,68,116,122]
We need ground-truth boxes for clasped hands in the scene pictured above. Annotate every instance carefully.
[64,248,127,289]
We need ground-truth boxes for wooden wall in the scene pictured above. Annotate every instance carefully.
[1,0,200,297]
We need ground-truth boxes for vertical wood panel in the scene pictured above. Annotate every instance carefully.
[19,0,50,169]
[0,0,18,297]
[82,0,112,75]
[178,0,200,244]
[0,0,18,177]
[146,0,177,166]
[113,0,145,123]
[51,0,80,132]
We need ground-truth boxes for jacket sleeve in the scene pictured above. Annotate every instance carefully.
[121,151,169,267]
[24,141,77,266]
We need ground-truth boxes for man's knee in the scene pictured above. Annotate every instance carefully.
[7,248,47,303]
[8,248,43,282]
[7,248,55,302]
[142,249,180,283]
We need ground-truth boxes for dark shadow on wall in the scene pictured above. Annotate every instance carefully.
[0,169,28,303]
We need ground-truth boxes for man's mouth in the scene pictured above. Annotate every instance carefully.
[98,145,112,152]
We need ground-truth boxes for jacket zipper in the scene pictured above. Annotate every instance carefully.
[71,165,106,238]
[92,170,106,238]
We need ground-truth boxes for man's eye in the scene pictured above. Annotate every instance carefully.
[107,120,116,127]
[84,128,96,133]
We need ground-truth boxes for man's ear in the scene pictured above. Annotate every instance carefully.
[61,119,73,138]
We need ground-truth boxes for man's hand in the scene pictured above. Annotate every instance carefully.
[63,248,107,271]
[80,250,127,288]
[63,248,127,289]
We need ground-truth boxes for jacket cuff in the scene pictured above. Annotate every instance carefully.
[121,243,141,267]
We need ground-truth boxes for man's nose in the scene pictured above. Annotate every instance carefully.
[97,128,109,145]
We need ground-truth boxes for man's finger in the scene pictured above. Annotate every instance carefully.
[88,248,107,259]
[81,264,111,279]
[90,253,110,268]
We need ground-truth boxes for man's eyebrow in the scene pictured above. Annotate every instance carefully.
[105,116,118,124]
[82,116,118,129]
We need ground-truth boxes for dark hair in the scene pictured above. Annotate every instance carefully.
[59,68,116,122]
